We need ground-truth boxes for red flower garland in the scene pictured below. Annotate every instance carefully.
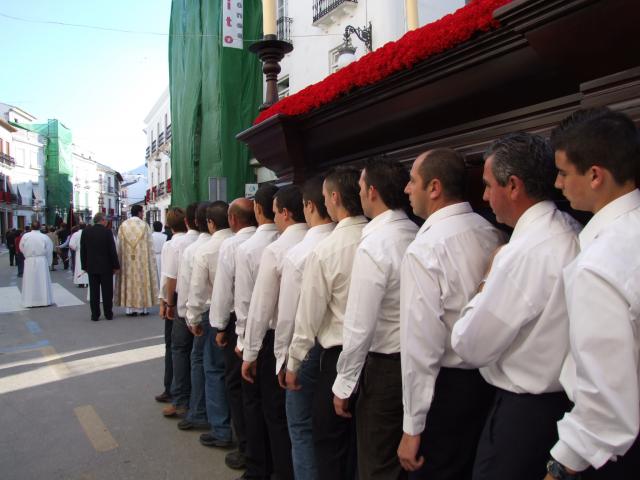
[254,0,513,124]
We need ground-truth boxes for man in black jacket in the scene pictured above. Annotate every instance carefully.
[81,213,120,321]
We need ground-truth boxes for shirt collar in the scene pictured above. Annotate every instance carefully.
[186,229,199,237]
[579,189,640,249]
[256,223,278,233]
[335,215,368,230]
[308,222,335,236]
[281,223,308,237]
[419,202,472,235]
[171,232,185,239]
[362,209,408,238]
[510,201,557,241]
[198,232,210,241]
[236,226,257,236]
[212,228,232,239]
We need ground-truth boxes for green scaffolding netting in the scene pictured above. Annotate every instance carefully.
[169,0,263,206]
[12,119,73,225]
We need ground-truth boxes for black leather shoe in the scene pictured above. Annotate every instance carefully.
[177,419,210,431]
[125,312,138,317]
[225,450,246,470]
[91,317,100,321]
[199,433,233,448]
[105,313,113,320]
[155,391,172,403]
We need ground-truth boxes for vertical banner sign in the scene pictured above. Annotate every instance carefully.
[222,0,244,49]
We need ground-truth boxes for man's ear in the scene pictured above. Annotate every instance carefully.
[590,165,606,190]
[428,178,442,200]
[508,175,524,200]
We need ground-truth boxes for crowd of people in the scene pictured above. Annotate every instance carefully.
[151,107,639,480]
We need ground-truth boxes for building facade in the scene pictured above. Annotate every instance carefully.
[144,87,172,225]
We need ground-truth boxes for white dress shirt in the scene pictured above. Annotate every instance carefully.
[234,223,279,350]
[185,228,233,326]
[163,229,199,282]
[177,232,211,318]
[158,232,184,301]
[399,202,505,435]
[551,189,640,472]
[209,226,256,329]
[273,222,335,373]
[152,231,166,255]
[452,201,581,394]
[287,215,368,373]
[332,209,418,399]
[243,223,309,362]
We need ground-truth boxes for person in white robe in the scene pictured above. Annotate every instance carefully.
[151,221,166,285]
[20,222,54,307]
[69,226,88,287]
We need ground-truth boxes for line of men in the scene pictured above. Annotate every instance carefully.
[153,107,640,480]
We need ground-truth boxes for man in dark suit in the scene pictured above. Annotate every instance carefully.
[81,212,120,321]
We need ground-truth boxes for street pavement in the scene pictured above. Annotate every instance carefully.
[0,252,238,480]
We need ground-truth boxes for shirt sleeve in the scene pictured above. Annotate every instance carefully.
[451,256,539,367]
[210,242,234,329]
[274,257,303,373]
[551,267,640,471]
[243,247,280,362]
[186,253,209,326]
[333,247,388,399]
[400,248,448,435]
[287,250,330,372]
[163,241,179,279]
[234,246,254,350]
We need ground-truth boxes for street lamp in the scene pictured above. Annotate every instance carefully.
[336,22,373,69]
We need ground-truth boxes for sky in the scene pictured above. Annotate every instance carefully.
[0,0,172,174]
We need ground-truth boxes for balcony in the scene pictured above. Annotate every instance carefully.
[158,131,165,146]
[0,152,15,167]
[158,182,165,197]
[277,17,293,44]
[166,124,172,141]
[151,140,157,153]
[166,177,172,193]
[145,146,150,159]
[108,186,114,193]
[313,0,357,25]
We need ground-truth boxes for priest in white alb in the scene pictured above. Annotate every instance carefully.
[21,221,54,307]
[115,205,158,316]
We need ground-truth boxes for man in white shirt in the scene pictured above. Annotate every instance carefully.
[451,133,581,480]
[162,203,201,418]
[331,159,418,479]
[274,176,334,480]
[210,198,256,470]
[286,167,368,479]
[231,184,279,479]
[184,202,234,446]
[155,207,187,404]
[175,202,212,431]
[397,149,505,479]
[242,185,308,480]
[152,220,166,284]
[544,108,640,479]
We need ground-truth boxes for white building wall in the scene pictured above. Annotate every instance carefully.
[10,129,47,225]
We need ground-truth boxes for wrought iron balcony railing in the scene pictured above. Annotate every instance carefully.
[313,0,357,23]
[277,16,293,44]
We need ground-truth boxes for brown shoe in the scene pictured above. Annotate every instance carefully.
[162,404,188,418]
[155,391,172,403]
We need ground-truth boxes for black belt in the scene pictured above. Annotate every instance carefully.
[368,351,400,361]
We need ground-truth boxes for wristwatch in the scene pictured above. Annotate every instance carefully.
[546,459,581,480]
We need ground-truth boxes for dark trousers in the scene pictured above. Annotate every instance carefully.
[583,433,640,479]
[223,314,247,454]
[163,318,173,395]
[313,346,358,480]
[356,352,406,480]
[472,388,571,480]
[170,316,194,408]
[8,247,15,266]
[16,252,24,276]
[412,368,494,480]
[88,272,113,319]
[257,330,293,480]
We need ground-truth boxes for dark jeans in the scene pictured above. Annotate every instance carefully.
[8,247,15,266]
[202,320,231,441]
[472,388,571,480]
[88,272,113,319]
[412,368,494,480]
[222,314,247,453]
[16,252,24,276]
[313,346,357,480]
[356,353,406,480]
[187,321,208,423]
[163,319,173,395]
[170,316,194,408]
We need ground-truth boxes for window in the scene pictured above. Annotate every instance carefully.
[277,0,288,18]
[165,163,169,181]
[15,148,25,167]
[30,151,38,169]
[278,75,290,99]
[329,45,342,73]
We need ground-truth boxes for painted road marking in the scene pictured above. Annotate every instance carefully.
[51,283,85,307]
[0,283,84,313]
[74,405,119,452]
[40,346,71,379]
[25,320,43,334]
[0,339,50,354]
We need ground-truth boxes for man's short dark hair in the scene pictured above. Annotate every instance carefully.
[229,200,257,227]
[153,221,163,232]
[324,166,364,216]
[418,148,467,200]
[275,185,305,223]
[166,207,187,232]
[93,212,105,224]
[185,202,198,230]
[484,132,556,201]
[254,184,279,221]
[363,158,410,210]
[207,201,229,229]
[551,107,640,185]
[196,202,211,232]
[131,204,143,217]
[302,175,330,220]
[32,221,41,231]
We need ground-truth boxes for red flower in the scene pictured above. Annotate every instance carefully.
[255,0,512,124]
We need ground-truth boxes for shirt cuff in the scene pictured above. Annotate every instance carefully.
[287,355,302,373]
[403,413,427,437]
[185,310,201,327]
[550,439,591,472]
[243,348,259,362]
[332,373,357,399]
[236,336,244,352]
[274,352,287,375]
[210,314,228,330]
